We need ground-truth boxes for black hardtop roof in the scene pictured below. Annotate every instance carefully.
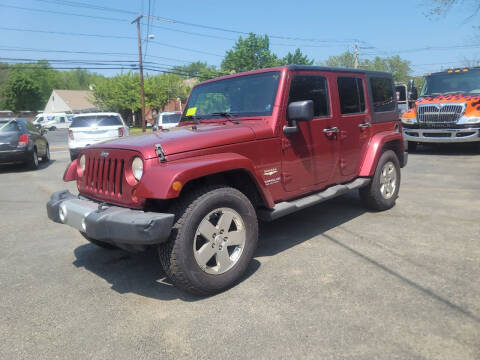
[287,65,392,77]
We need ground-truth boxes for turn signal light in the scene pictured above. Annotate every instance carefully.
[18,134,29,147]
[68,130,74,140]
[118,127,125,137]
[172,181,182,191]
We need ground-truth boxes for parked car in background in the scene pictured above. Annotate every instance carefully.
[0,118,50,169]
[33,113,73,131]
[68,112,129,160]
[154,111,181,130]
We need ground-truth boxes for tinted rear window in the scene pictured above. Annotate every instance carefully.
[71,115,122,128]
[0,120,20,132]
[371,77,395,112]
[161,113,181,124]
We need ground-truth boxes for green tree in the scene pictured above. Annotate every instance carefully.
[93,72,140,113]
[221,33,279,73]
[280,48,314,65]
[145,73,190,111]
[320,51,412,83]
[2,71,43,111]
[320,50,357,68]
[361,55,412,83]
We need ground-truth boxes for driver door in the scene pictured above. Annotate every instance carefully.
[281,72,338,192]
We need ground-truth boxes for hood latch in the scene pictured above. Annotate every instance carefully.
[155,143,166,162]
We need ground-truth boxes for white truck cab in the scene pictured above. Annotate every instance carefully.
[33,113,73,130]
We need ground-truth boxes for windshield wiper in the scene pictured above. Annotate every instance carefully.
[182,115,201,124]
[210,112,240,124]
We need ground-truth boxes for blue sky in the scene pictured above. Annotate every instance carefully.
[0,0,478,77]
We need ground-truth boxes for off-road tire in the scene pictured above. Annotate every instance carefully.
[158,186,258,296]
[28,148,39,170]
[80,232,117,249]
[359,150,400,211]
[408,141,417,152]
[41,144,50,163]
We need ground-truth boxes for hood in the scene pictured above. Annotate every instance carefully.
[89,123,256,159]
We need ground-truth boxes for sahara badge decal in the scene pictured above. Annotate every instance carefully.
[263,168,280,185]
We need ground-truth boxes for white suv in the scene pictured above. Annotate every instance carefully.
[68,112,129,160]
[33,113,73,130]
[155,111,181,130]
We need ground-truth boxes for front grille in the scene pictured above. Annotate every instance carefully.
[85,155,124,196]
[79,148,141,207]
[417,103,464,128]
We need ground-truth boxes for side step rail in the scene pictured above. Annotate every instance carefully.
[257,177,370,221]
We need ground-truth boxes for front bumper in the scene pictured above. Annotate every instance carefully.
[46,190,175,245]
[403,128,480,143]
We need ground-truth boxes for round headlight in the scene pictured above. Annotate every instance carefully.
[79,154,86,170]
[132,157,143,181]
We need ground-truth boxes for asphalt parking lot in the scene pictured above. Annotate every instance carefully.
[1,144,479,359]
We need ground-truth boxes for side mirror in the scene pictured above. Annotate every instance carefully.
[288,100,314,122]
[284,100,314,134]
[408,79,418,101]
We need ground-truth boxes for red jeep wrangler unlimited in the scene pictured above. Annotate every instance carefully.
[47,66,407,295]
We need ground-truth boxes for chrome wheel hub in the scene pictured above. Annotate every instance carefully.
[193,207,246,275]
[380,161,397,199]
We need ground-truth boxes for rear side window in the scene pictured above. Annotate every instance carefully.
[371,77,395,112]
[161,113,181,124]
[0,121,20,132]
[288,75,329,117]
[337,77,365,114]
[71,115,122,128]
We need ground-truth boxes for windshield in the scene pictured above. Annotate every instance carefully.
[0,120,19,132]
[161,113,181,124]
[181,71,281,122]
[71,115,122,128]
[421,70,480,96]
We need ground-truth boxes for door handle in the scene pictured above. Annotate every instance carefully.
[323,127,339,134]
[358,122,371,128]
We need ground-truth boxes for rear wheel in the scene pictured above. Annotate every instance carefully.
[41,144,50,163]
[159,186,258,296]
[80,232,117,249]
[28,148,39,170]
[360,150,400,211]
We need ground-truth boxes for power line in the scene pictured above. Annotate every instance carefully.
[0,26,223,57]
[16,0,359,44]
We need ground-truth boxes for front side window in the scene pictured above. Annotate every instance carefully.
[182,72,281,121]
[288,75,330,117]
[337,77,366,114]
[371,77,395,112]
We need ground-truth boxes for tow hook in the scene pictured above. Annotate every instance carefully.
[155,143,166,162]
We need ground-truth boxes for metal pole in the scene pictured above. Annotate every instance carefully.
[354,42,359,69]
[133,15,146,133]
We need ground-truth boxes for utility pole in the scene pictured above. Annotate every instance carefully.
[354,42,359,69]
[132,15,146,132]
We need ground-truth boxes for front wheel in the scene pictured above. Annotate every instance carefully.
[359,150,401,211]
[159,186,258,296]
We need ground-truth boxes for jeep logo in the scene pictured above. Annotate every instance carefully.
[100,151,109,158]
